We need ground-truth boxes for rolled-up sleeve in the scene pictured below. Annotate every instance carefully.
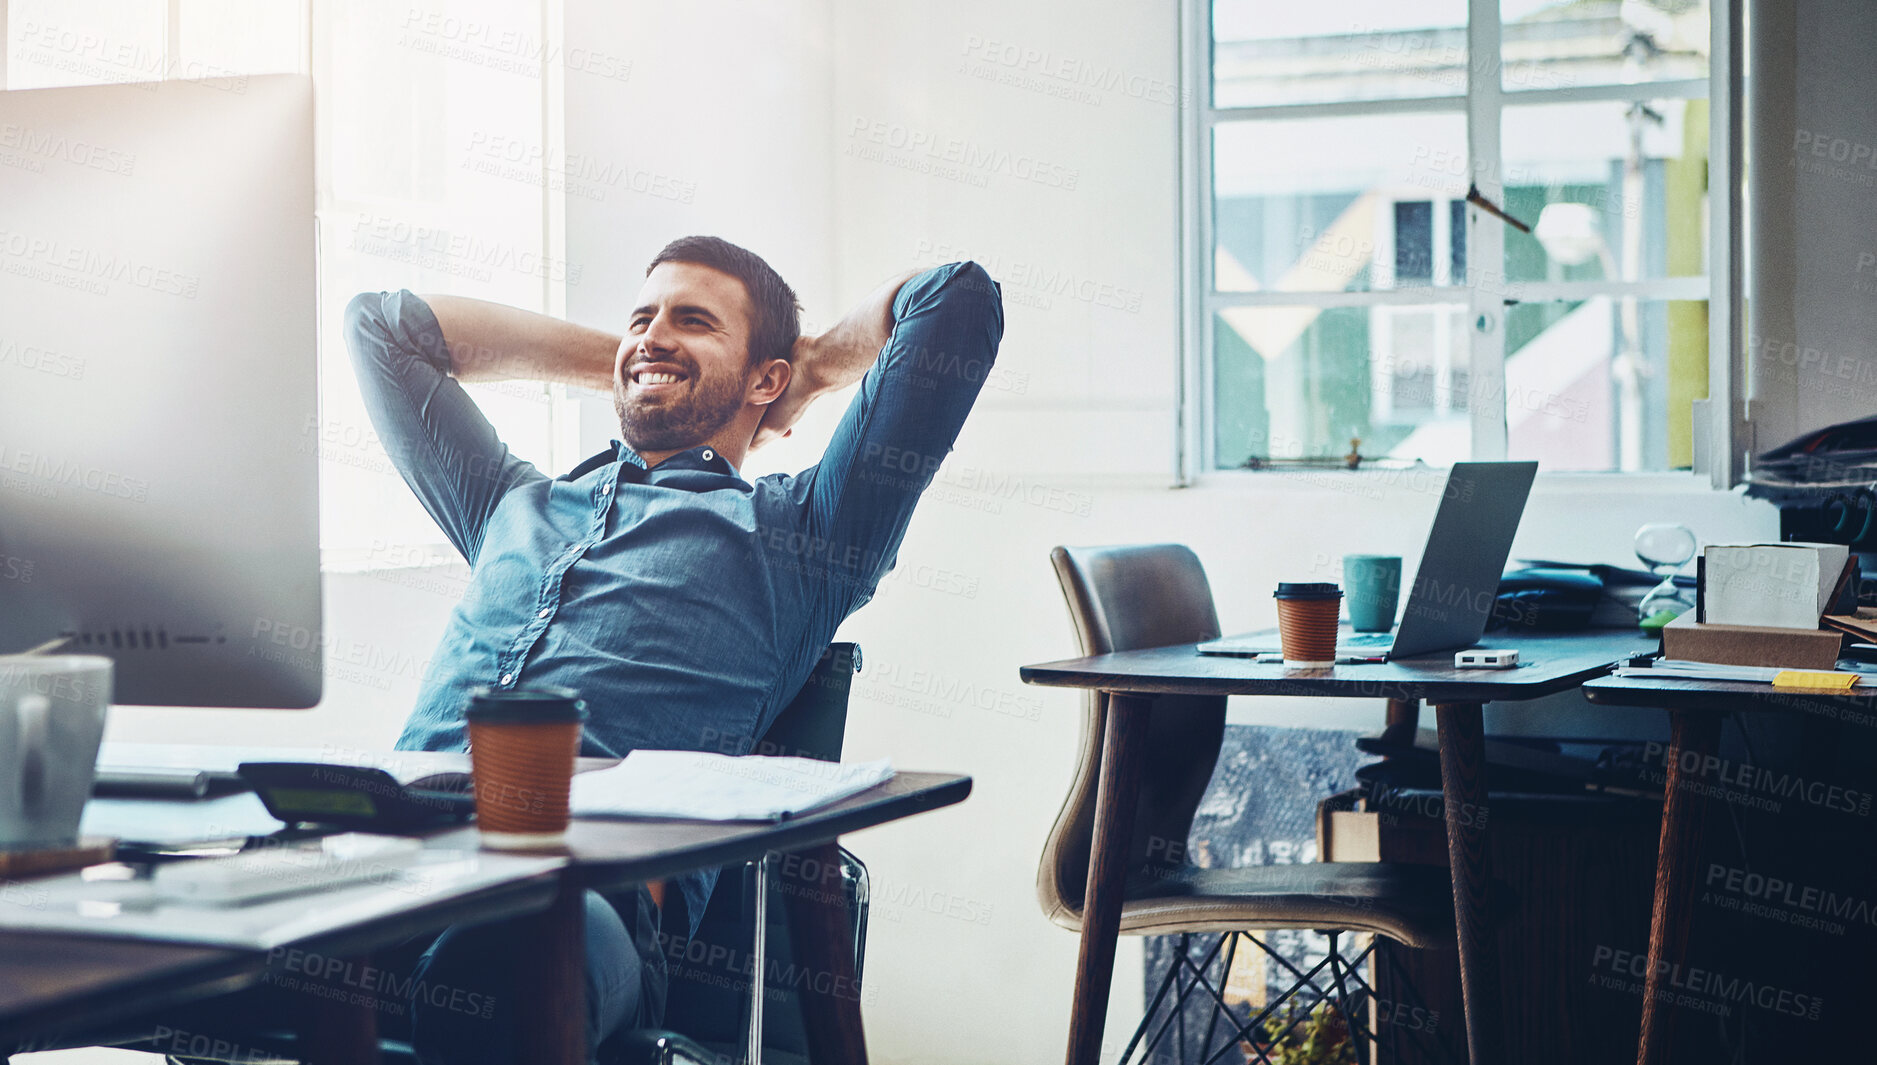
[798,261,1005,617]
[344,290,544,563]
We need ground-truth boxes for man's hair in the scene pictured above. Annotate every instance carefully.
[647,236,801,365]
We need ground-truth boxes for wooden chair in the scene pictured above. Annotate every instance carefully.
[1042,545,1459,1063]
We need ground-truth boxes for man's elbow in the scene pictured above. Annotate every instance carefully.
[345,290,453,375]
[941,260,1001,317]
[344,291,392,357]
[897,260,1004,352]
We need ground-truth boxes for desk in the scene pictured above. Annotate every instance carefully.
[0,771,971,1065]
[1021,630,1649,1065]
[1581,673,1872,1065]
[448,770,974,1064]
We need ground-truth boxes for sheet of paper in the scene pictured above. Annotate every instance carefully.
[570,751,894,821]
[1618,659,1871,685]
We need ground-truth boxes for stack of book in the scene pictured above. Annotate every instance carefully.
[1661,542,1857,670]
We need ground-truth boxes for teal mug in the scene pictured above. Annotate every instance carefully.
[1343,555,1402,633]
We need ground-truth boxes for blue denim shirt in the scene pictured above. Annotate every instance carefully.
[344,262,1002,933]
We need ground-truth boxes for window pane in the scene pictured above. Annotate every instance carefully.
[314,0,554,553]
[1502,98,1708,283]
[1501,0,1708,92]
[1504,298,1708,471]
[1213,304,1470,468]
[1212,0,1467,108]
[1214,114,1467,293]
[6,0,166,89]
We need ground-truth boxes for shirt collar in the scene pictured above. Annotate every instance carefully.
[553,440,745,487]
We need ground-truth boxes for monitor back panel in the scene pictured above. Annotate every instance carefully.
[0,75,321,707]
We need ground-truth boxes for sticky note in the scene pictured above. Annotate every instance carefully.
[1771,670,1859,691]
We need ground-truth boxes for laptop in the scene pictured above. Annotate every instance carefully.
[1197,461,1539,661]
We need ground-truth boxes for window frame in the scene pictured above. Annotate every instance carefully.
[1178,0,1745,486]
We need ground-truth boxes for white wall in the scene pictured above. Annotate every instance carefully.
[106,2,1783,1064]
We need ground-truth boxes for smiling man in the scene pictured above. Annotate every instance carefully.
[344,237,1003,1062]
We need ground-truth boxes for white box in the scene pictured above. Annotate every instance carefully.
[1702,542,1850,630]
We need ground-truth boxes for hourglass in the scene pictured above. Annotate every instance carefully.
[1635,522,1698,622]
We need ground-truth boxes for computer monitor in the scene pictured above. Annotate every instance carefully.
[0,74,321,707]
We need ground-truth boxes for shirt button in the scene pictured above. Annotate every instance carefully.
[601,482,613,494]
[537,608,551,619]
[500,673,513,685]
[702,449,715,461]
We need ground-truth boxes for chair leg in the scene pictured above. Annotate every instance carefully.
[1132,933,1231,1065]
[1118,933,1190,1065]
[1196,932,1239,1059]
[748,855,768,1065]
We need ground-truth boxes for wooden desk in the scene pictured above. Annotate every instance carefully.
[1581,673,1872,1065]
[0,771,972,1065]
[1021,630,1650,1065]
[432,770,975,1064]
[0,863,563,1057]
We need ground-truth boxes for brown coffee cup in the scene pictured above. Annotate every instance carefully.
[465,686,587,850]
[1274,582,1342,667]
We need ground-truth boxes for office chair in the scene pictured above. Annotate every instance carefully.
[1042,545,1459,1064]
[601,641,869,1065]
[26,644,866,1065]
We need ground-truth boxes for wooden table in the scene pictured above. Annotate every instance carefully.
[0,864,563,1057]
[1021,630,1651,1065]
[0,771,972,1064]
[452,769,975,1064]
[1580,673,1873,1065]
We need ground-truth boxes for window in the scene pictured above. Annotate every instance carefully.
[3,0,572,560]
[1189,0,1717,474]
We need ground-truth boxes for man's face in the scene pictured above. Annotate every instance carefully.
[614,262,756,452]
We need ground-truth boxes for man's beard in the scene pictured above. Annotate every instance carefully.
[614,364,746,453]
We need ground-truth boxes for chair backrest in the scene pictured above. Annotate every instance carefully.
[1037,545,1228,928]
[757,642,857,762]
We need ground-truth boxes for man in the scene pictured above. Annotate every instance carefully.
[344,237,1003,1061]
